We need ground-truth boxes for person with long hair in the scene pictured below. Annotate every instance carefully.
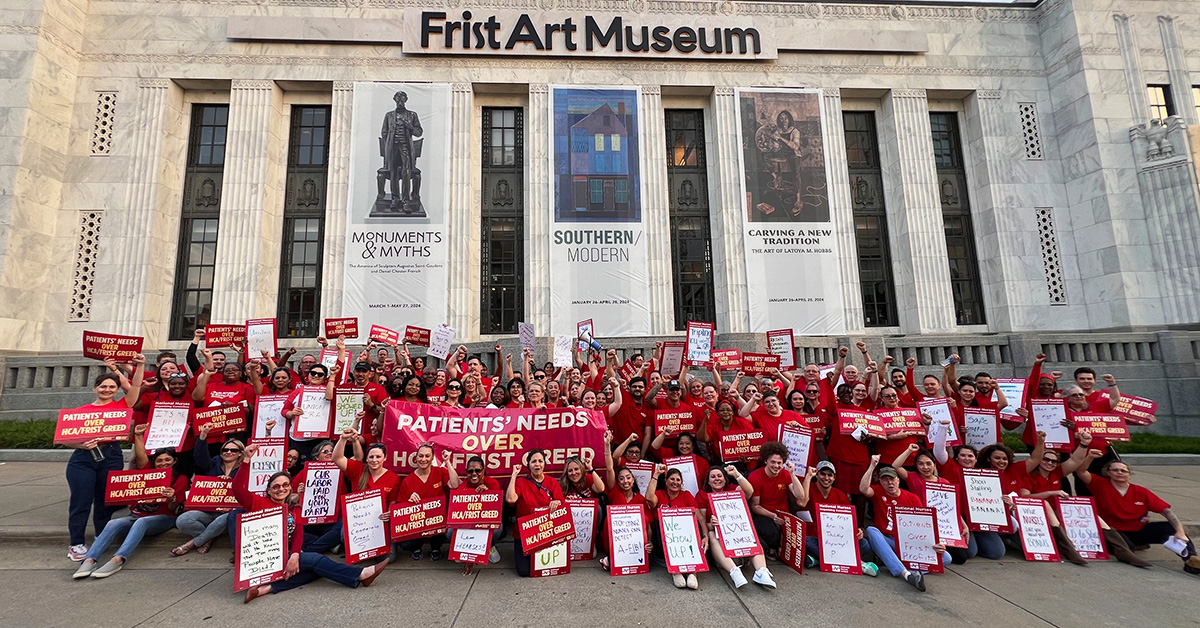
[559,455,605,498]
[647,466,707,590]
[441,378,466,408]
[294,438,356,554]
[396,443,461,561]
[651,431,709,489]
[171,424,247,557]
[892,443,970,564]
[698,465,770,588]
[505,449,566,577]
[931,419,1006,560]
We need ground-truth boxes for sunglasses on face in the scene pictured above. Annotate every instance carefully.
[310,371,327,377]
[534,374,545,380]
[447,385,462,391]
[467,468,484,474]
[805,389,819,394]
[221,447,242,453]
[1042,457,1060,463]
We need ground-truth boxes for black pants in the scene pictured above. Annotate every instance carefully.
[751,513,781,552]
[514,542,532,577]
[1119,522,1197,556]
[398,534,447,554]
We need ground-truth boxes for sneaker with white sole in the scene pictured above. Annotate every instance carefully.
[488,547,501,564]
[68,545,88,562]
[729,566,748,588]
[672,573,687,588]
[72,560,97,580]
[91,559,124,579]
[862,561,879,577]
[752,567,777,589]
[686,573,698,590]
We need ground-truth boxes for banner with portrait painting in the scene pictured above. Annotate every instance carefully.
[548,86,651,337]
[343,83,451,330]
[736,88,844,335]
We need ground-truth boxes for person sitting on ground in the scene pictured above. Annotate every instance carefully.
[172,424,249,556]
[858,456,949,592]
[453,455,503,574]
[796,461,876,574]
[699,465,773,588]
[647,466,707,590]
[746,441,804,568]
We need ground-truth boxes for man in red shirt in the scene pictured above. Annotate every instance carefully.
[610,377,653,446]
[859,456,948,592]
[742,389,802,441]
[747,441,803,570]
[798,461,873,572]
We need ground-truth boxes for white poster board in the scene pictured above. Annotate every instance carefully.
[553,335,573,368]
[294,386,332,439]
[299,463,341,525]
[664,456,699,496]
[333,388,363,434]
[144,402,191,450]
[247,438,286,495]
[254,394,288,439]
[609,507,647,570]
[1030,399,1071,448]
[962,407,1000,449]
[343,490,388,562]
[995,378,1026,419]
[624,461,655,498]
[816,503,860,573]
[244,319,276,360]
[780,424,813,475]
[924,484,964,547]
[766,329,796,370]
[962,469,1009,532]
[568,501,598,559]
[426,324,456,360]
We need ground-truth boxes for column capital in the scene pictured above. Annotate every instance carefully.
[890,88,927,99]
[529,84,549,94]
[642,85,661,96]
[977,90,1002,100]
[230,79,276,91]
[137,78,171,90]
[714,86,735,97]
[452,83,473,93]
[333,81,354,92]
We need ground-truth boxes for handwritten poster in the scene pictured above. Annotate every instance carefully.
[607,504,649,576]
[924,484,966,548]
[426,324,456,360]
[567,497,600,560]
[234,505,286,592]
[532,541,571,578]
[962,407,1000,449]
[294,386,332,440]
[1056,496,1108,560]
[780,424,813,475]
[553,335,573,368]
[254,394,288,439]
[518,322,536,353]
[995,378,1026,420]
[341,489,388,563]
[660,506,708,574]
[685,321,714,367]
[299,461,341,525]
[766,329,795,370]
[449,528,492,565]
[893,505,943,573]
[333,387,364,434]
[247,437,286,495]
[920,399,959,447]
[709,490,762,558]
[244,318,277,360]
[663,456,700,496]
[624,461,656,498]
[660,341,686,378]
[1030,398,1071,449]
[962,468,1012,533]
[143,401,191,450]
[1013,497,1059,562]
[816,503,862,575]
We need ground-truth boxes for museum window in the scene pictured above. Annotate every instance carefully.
[930,112,986,326]
[481,107,524,334]
[842,112,898,327]
[278,106,330,338]
[665,110,716,329]
[1147,85,1174,122]
[170,104,228,340]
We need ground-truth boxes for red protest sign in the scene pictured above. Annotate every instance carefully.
[740,352,780,376]
[342,489,390,563]
[54,405,132,445]
[1056,496,1108,560]
[234,505,287,592]
[403,325,431,347]
[390,496,448,542]
[766,329,795,369]
[203,324,245,349]
[711,349,742,371]
[618,360,637,380]
[816,503,862,574]
[607,504,649,575]
[185,476,240,512]
[82,330,144,362]
[778,511,805,575]
[105,469,171,506]
[1114,395,1157,426]
[323,317,359,339]
[449,528,493,565]
[517,506,576,554]
[709,490,762,558]
[382,403,607,478]
[1012,497,1059,562]
[447,490,503,529]
[567,497,600,560]
[717,429,767,462]
[659,506,708,574]
[892,505,943,574]
[369,324,401,345]
[191,404,247,436]
[877,408,924,435]
[653,407,699,435]
[837,409,885,438]
[1072,413,1131,442]
[298,461,342,525]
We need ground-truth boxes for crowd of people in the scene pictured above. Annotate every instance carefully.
[62,332,1199,599]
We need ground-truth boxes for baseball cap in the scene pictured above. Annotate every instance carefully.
[815,461,836,474]
[354,361,371,371]
[667,380,682,390]
[877,465,899,479]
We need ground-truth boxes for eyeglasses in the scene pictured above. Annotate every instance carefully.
[447,386,462,391]
[1041,457,1060,463]
[467,469,484,474]
[805,389,820,394]
[221,447,243,454]
[309,371,328,377]
[269,482,291,490]
[882,394,899,399]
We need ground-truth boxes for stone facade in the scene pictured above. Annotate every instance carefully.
[0,0,1199,429]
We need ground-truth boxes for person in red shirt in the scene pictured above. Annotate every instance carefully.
[930,419,1006,561]
[505,449,566,577]
[290,439,352,554]
[647,466,708,590]
[874,386,923,468]
[1076,433,1200,575]
[796,461,874,572]
[333,433,402,502]
[746,441,803,571]
[559,455,605,498]
[652,431,709,488]
[73,444,187,579]
[697,399,755,461]
[396,444,461,561]
[602,431,652,573]
[828,383,874,498]
[647,379,700,455]
[453,455,503,574]
[333,338,389,441]
[192,359,258,454]
[890,444,971,564]
[610,376,653,444]
[742,389,802,442]
[859,458,947,591]
[699,465,769,588]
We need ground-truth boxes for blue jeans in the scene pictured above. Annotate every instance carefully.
[804,535,871,567]
[302,522,344,554]
[227,508,245,548]
[66,445,124,546]
[176,511,229,547]
[865,526,951,577]
[973,531,1007,559]
[271,551,362,592]
[85,514,176,561]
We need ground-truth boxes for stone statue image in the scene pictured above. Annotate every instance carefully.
[373,90,426,217]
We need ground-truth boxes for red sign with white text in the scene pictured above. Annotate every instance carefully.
[711,349,742,371]
[403,325,431,347]
[877,408,924,435]
[54,405,132,445]
[323,317,359,339]
[1072,413,1131,442]
[837,409,886,438]
[203,324,244,349]
[368,325,401,345]
[717,429,767,462]
[1114,394,1157,426]
[186,476,240,512]
[517,507,576,554]
[390,496,448,541]
[741,352,780,376]
[447,490,503,529]
[105,469,171,506]
[778,511,805,575]
[82,331,144,362]
[191,404,247,436]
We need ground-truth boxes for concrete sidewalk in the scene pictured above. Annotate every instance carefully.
[1,462,1199,628]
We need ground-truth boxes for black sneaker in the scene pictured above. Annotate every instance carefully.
[430,549,441,562]
[410,550,422,561]
[905,572,926,592]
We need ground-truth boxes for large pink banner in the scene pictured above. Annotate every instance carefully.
[382,401,607,477]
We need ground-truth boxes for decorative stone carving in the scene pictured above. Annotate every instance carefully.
[718,0,735,16]
[1130,118,1179,162]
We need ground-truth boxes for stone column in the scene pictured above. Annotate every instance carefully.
[1114,14,1148,121]
[821,89,864,334]
[1159,16,1198,125]
[639,85,674,334]
[94,78,178,342]
[320,81,353,322]
[878,88,956,333]
[447,83,474,336]
[526,84,551,333]
[708,87,750,334]
[211,79,286,322]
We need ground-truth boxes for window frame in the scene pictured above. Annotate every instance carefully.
[276,106,331,338]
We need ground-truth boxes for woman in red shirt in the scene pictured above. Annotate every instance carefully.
[930,419,1006,561]
[293,439,352,554]
[1076,433,1200,575]
[73,443,187,579]
[441,379,466,408]
[504,448,566,577]
[828,384,873,498]
[891,444,971,564]
[599,432,650,570]
[453,455,502,574]
[396,444,460,561]
[697,399,754,460]
[648,466,707,590]
[651,431,710,486]
[559,455,604,498]
[875,386,923,468]
[232,444,388,603]
[699,465,765,588]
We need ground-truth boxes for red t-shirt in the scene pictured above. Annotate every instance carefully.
[904,473,953,502]
[343,458,402,503]
[144,391,197,451]
[1088,475,1170,532]
[826,403,870,465]
[748,467,794,513]
[511,475,566,518]
[610,390,652,443]
[294,464,349,520]
[397,466,451,503]
[203,379,256,408]
[936,459,970,522]
[804,484,851,540]
[361,382,389,436]
[869,486,924,536]
[750,408,802,441]
[696,487,741,516]
[1024,467,1066,496]
[654,488,698,512]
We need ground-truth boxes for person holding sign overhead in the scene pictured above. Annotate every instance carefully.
[396,444,460,561]
[233,443,388,604]
[747,442,805,558]
[648,466,707,589]
[858,456,948,592]
[65,354,146,562]
[505,449,566,577]
[699,465,769,588]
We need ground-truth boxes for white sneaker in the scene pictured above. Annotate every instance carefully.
[68,545,88,562]
[686,573,698,590]
[672,573,687,588]
[752,567,777,589]
[730,566,748,588]
[488,547,501,564]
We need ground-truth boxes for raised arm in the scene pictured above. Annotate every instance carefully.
[1024,431,1047,474]
[332,429,355,472]
[186,328,203,374]
[858,455,878,497]
[891,442,919,480]
[131,424,149,470]
[738,391,761,418]
[932,418,950,465]
[943,355,961,397]
[442,450,461,490]
[603,431,617,489]
[1101,374,1121,407]
[604,377,624,418]
[505,465,522,505]
[831,346,848,382]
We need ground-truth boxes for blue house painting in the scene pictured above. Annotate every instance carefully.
[553,88,641,222]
